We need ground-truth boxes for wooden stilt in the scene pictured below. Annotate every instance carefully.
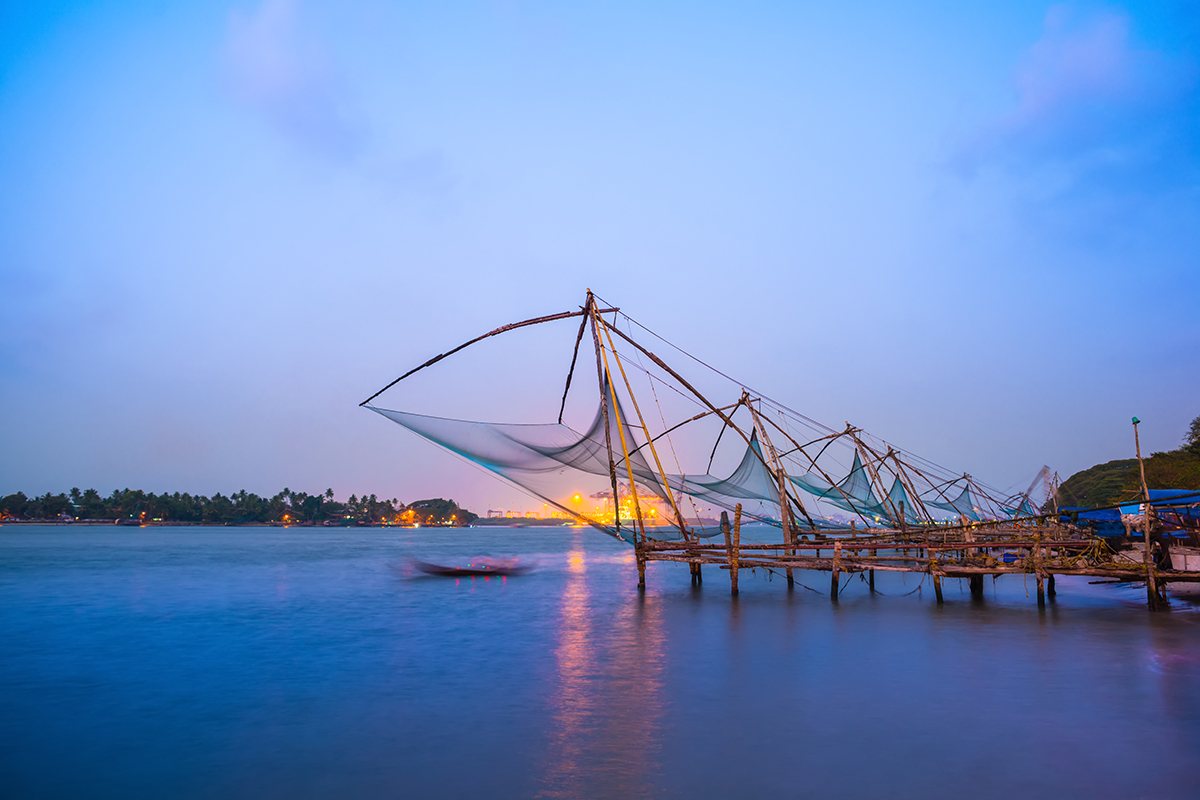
[869,569,875,593]
[969,574,984,599]
[933,572,943,604]
[637,545,646,590]
[1132,418,1162,611]
[1036,574,1045,606]
[1047,574,1056,598]
[731,504,741,597]
[831,540,842,601]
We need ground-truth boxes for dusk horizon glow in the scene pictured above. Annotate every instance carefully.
[2,0,1198,513]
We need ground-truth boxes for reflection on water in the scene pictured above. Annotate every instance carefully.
[539,536,663,798]
[3,527,1200,799]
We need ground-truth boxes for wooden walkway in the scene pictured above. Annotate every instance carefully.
[634,509,1198,609]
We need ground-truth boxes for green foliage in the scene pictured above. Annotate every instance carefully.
[1056,459,1138,507]
[407,498,478,525]
[1058,446,1200,509]
[0,488,475,525]
[1186,414,1200,455]
[1,491,29,519]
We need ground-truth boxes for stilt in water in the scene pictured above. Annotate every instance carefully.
[723,506,741,598]
[933,573,944,604]
[831,540,842,601]
[1132,418,1163,611]
[637,546,646,590]
[1036,574,1045,607]
[969,574,984,599]
[694,561,702,584]
[1047,574,1056,598]
[869,569,875,593]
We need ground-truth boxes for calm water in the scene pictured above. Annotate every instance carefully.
[2,525,1199,799]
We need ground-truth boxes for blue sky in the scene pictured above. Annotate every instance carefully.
[2,0,1198,511]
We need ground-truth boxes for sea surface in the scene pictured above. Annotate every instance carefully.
[1,524,1199,799]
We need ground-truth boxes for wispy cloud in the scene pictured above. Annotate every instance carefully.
[221,0,453,197]
[1011,7,1141,126]
[222,0,363,160]
[953,5,1195,176]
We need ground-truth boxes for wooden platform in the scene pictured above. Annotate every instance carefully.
[634,517,1196,609]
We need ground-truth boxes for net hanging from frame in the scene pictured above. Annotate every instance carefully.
[363,291,1048,544]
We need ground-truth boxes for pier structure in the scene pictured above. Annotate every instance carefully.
[364,290,1197,610]
[637,504,1198,609]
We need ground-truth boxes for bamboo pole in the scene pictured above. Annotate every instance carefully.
[557,311,590,423]
[1133,417,1161,610]
[756,419,875,529]
[732,503,741,597]
[746,397,796,588]
[721,511,733,594]
[851,435,904,526]
[361,303,614,406]
[831,540,842,600]
[587,293,623,541]
[931,555,943,604]
[600,324,780,480]
[597,316,690,542]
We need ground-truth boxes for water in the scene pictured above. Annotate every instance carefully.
[2,525,1199,799]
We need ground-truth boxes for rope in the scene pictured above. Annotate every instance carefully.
[627,317,706,533]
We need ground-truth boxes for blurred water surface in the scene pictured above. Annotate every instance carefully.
[1,525,1199,799]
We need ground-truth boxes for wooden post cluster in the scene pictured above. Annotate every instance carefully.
[831,540,842,600]
[723,504,741,597]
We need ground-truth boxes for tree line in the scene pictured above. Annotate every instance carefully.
[1056,414,1200,508]
[0,488,478,526]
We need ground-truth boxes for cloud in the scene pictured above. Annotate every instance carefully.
[953,5,1196,174]
[1011,6,1140,126]
[223,0,364,160]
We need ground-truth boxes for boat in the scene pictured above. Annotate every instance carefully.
[411,556,533,577]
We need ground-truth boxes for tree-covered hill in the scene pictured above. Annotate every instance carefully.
[1057,415,1200,508]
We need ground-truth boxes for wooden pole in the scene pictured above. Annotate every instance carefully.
[721,511,733,593]
[597,316,690,542]
[831,540,842,600]
[745,396,796,589]
[969,574,984,599]
[1133,418,1161,610]
[933,572,943,604]
[869,568,875,593]
[732,504,742,597]
[1047,574,1056,598]
[1036,574,1045,607]
[587,292,622,540]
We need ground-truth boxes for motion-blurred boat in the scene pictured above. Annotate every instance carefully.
[411,556,533,577]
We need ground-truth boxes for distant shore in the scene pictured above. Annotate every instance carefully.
[0,520,466,528]
[0,519,569,528]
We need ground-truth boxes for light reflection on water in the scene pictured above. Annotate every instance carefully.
[1,526,1199,799]
[539,537,663,798]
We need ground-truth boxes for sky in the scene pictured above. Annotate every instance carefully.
[1,0,1198,512]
